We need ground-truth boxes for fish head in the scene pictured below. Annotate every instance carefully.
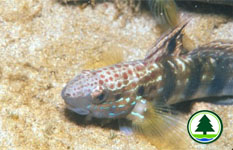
[61,63,139,119]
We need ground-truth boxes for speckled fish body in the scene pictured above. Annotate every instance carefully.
[143,42,233,106]
[61,22,233,120]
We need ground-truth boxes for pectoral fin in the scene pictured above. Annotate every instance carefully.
[123,100,192,149]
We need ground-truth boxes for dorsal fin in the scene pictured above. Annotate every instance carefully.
[145,20,189,62]
[189,40,233,55]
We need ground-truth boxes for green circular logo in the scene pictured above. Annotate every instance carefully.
[187,110,223,144]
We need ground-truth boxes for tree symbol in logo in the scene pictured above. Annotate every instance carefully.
[195,115,214,135]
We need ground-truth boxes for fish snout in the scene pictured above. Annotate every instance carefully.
[61,87,91,115]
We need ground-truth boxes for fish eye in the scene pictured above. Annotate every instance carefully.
[93,90,108,104]
[97,93,105,101]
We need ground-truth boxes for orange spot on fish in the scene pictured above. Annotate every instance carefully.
[114,74,119,78]
[110,84,115,89]
[131,82,137,88]
[99,80,104,85]
[136,65,143,71]
[117,82,122,88]
[123,72,128,79]
[123,80,129,85]
[128,69,133,75]
[100,74,105,78]
[116,64,121,68]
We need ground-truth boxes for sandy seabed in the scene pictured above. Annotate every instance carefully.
[0,0,232,149]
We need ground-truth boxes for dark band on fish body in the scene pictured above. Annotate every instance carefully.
[188,46,233,97]
[183,58,203,99]
[115,94,122,100]
[208,52,231,95]
[137,86,145,96]
[160,58,177,102]
[148,85,157,95]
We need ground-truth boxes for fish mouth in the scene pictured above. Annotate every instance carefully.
[67,105,90,115]
[61,87,91,115]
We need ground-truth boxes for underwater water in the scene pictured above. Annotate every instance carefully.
[0,0,232,150]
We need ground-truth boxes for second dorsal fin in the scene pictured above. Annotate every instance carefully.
[145,21,189,62]
[189,40,233,55]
